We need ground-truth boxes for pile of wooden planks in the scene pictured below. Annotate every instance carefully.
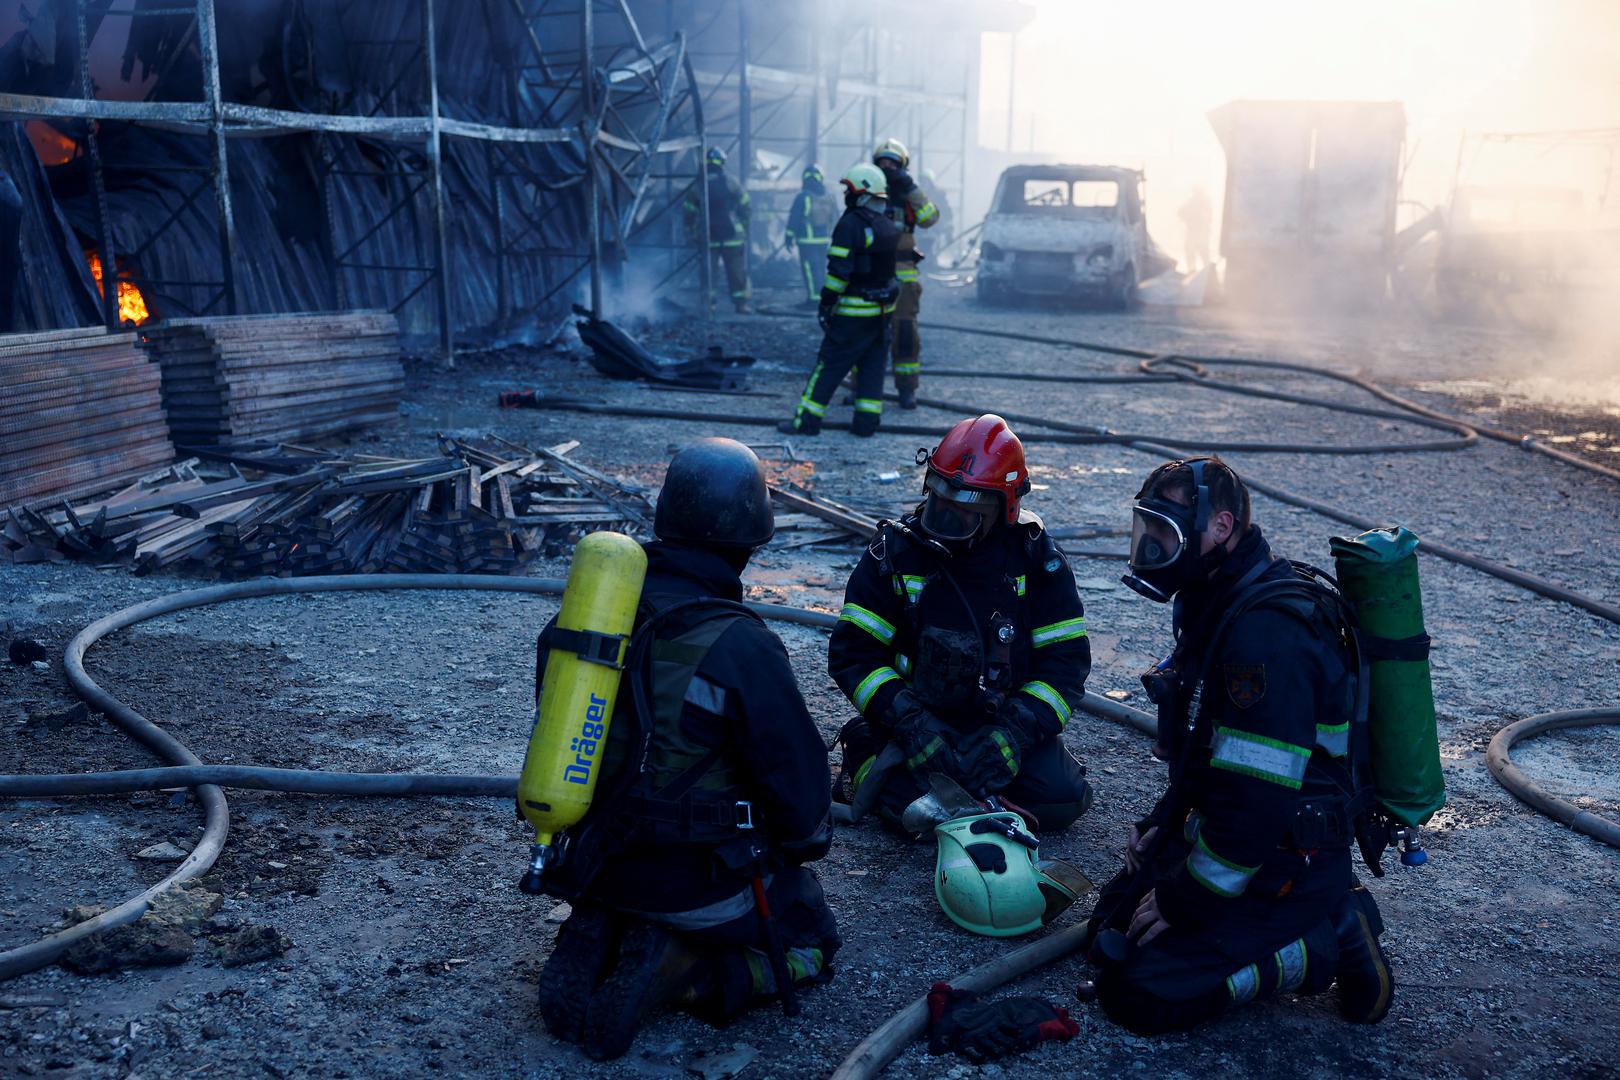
[0,437,654,577]
[142,311,403,446]
[1,327,174,507]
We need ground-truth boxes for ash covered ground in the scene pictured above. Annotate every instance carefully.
[3,285,1619,1080]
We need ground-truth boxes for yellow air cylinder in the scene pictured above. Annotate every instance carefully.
[517,531,647,892]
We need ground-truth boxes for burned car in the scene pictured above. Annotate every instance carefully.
[976,165,1171,307]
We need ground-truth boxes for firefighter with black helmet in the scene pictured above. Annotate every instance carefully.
[683,146,753,313]
[778,162,900,437]
[1083,457,1394,1034]
[829,415,1094,831]
[534,439,838,1059]
[785,163,834,302]
[873,137,939,410]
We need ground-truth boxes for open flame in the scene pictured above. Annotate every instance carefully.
[85,251,151,325]
[26,121,78,167]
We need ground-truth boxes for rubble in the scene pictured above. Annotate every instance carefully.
[1,437,653,576]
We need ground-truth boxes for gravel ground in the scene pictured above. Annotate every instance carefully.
[3,285,1618,1080]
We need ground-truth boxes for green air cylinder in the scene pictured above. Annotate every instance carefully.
[1329,526,1446,827]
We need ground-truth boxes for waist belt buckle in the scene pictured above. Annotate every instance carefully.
[735,800,755,830]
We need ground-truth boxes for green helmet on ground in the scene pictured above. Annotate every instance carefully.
[934,812,1090,937]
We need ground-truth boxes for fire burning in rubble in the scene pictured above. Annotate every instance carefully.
[85,251,151,325]
[26,121,78,167]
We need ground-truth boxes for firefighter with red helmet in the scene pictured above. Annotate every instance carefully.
[828,415,1095,831]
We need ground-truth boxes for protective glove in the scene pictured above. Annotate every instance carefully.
[926,983,1080,1064]
[886,690,960,777]
[956,726,1022,795]
[817,300,834,333]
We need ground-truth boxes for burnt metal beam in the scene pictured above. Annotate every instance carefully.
[421,0,454,365]
[196,0,239,315]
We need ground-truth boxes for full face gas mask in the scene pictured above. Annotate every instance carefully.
[1122,459,1228,603]
[918,471,1002,549]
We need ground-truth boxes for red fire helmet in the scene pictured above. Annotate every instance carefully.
[922,414,1031,527]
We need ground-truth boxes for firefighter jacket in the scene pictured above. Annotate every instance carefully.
[1147,527,1358,939]
[828,513,1091,743]
[821,203,900,318]
[786,184,834,245]
[880,168,937,283]
[551,541,833,920]
[683,169,751,245]
[882,167,940,236]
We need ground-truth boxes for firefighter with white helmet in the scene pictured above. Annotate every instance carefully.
[872,137,939,409]
[778,162,901,437]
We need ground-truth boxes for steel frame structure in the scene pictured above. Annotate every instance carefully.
[0,0,709,362]
[681,0,984,284]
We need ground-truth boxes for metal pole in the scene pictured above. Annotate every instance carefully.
[1005,30,1017,154]
[75,0,118,330]
[422,0,455,365]
[489,143,507,327]
[737,0,752,287]
[196,0,239,316]
[808,8,821,170]
[583,0,603,319]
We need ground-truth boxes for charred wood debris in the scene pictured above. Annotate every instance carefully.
[1,435,878,577]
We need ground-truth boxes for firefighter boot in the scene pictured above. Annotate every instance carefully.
[583,920,706,1060]
[537,903,625,1043]
[1332,883,1394,1024]
[895,374,919,410]
[778,414,821,436]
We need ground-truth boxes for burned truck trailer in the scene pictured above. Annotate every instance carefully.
[1210,100,1405,308]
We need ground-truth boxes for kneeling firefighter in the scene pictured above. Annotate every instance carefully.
[830,414,1095,833]
[522,439,838,1060]
[1084,457,1440,1034]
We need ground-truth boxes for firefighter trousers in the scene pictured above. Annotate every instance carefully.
[1088,840,1340,1035]
[890,271,922,389]
[665,866,840,1023]
[845,723,1093,833]
[794,239,829,300]
[708,243,750,309]
[790,312,890,436]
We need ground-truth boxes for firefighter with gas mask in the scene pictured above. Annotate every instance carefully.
[785,164,834,302]
[828,415,1094,831]
[1084,458,1394,1034]
[873,137,938,410]
[532,439,838,1060]
[778,163,900,437]
[683,146,753,313]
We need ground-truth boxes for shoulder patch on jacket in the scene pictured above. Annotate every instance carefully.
[1224,663,1266,709]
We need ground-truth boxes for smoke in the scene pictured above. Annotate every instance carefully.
[985,0,1620,406]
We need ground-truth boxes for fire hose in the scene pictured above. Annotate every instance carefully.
[0,323,1613,1078]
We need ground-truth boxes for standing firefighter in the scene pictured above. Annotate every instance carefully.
[785,164,835,302]
[531,440,838,1059]
[1084,458,1394,1034]
[829,415,1094,831]
[684,146,753,313]
[873,138,939,410]
[777,163,899,437]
